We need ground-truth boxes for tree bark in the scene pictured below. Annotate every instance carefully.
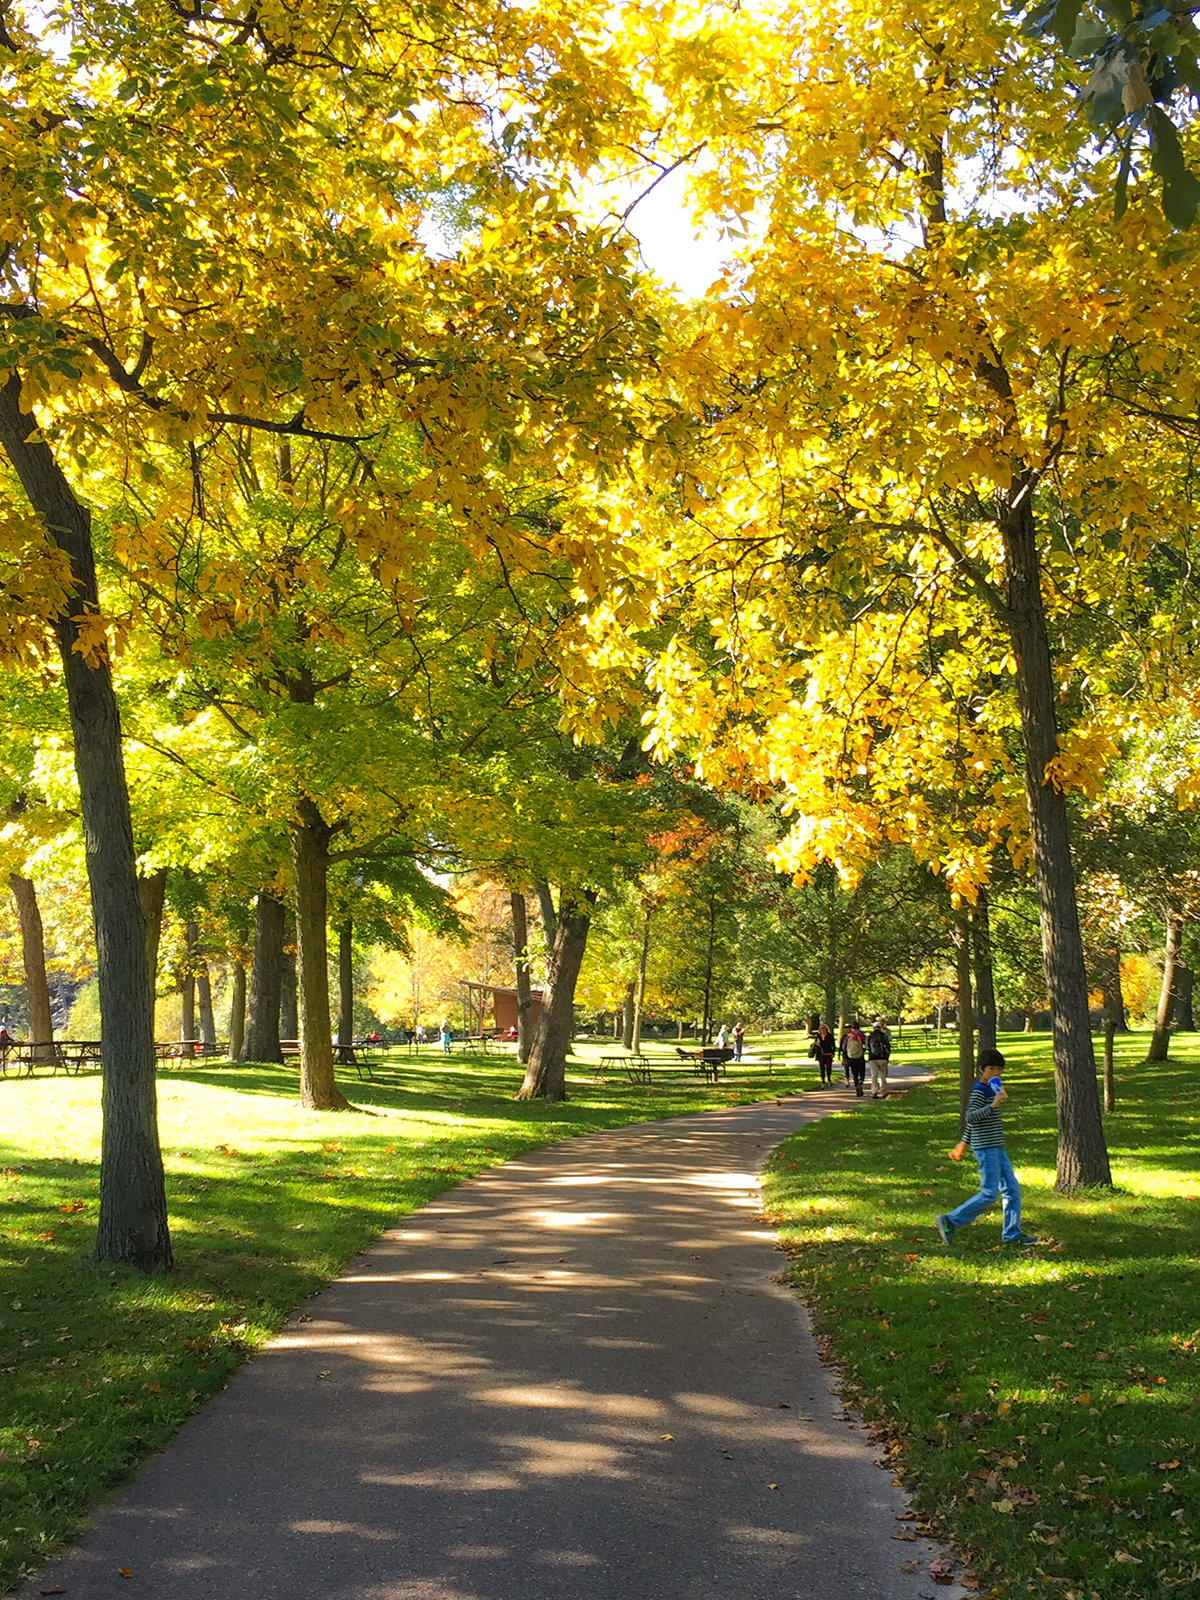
[972,886,998,1058]
[241,891,285,1062]
[337,917,354,1049]
[1101,945,1128,1033]
[701,895,717,1044]
[9,874,55,1060]
[0,373,169,1271]
[291,799,350,1110]
[137,869,167,1019]
[228,958,247,1062]
[1148,912,1183,1061]
[536,882,557,949]
[280,921,299,1040]
[510,890,533,1063]
[1173,961,1194,1031]
[1000,493,1111,1190]
[954,911,975,1120]
[631,903,651,1055]
[181,921,198,1042]
[1103,1018,1115,1114]
[196,958,216,1049]
[517,891,594,1101]
[621,980,635,1050]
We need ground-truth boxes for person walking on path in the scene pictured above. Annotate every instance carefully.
[439,1018,452,1054]
[810,1023,835,1084]
[840,1019,867,1094]
[936,1048,1038,1247]
[867,1019,891,1098]
[732,1021,746,1061]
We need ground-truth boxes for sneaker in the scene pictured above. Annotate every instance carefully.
[935,1214,956,1247]
[1004,1231,1039,1247]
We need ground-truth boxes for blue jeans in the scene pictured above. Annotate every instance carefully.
[946,1147,1023,1240]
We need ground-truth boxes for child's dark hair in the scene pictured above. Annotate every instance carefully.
[977,1046,1005,1075]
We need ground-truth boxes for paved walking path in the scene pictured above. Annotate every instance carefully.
[24,1068,962,1600]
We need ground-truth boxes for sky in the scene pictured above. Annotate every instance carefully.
[616,163,737,299]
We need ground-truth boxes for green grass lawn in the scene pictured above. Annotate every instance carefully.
[0,1038,814,1595]
[762,1029,1200,1600]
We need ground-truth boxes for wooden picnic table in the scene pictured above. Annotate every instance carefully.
[599,1052,653,1085]
[0,1040,102,1078]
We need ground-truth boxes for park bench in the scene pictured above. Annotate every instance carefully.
[0,1040,100,1078]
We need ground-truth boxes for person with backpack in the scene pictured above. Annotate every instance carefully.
[867,1020,891,1098]
[810,1023,835,1084]
[840,1019,867,1095]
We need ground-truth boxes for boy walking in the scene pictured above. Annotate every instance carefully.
[936,1049,1037,1247]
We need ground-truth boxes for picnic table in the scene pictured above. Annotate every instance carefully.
[599,1052,653,1085]
[0,1040,103,1078]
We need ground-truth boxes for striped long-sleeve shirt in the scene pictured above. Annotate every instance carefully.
[964,1082,1004,1151]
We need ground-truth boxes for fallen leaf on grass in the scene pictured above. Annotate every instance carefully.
[1159,1460,1181,1471]
[992,1498,1015,1515]
[1114,1550,1143,1565]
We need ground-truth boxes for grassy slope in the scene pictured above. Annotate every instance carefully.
[762,1030,1200,1600]
[0,1041,809,1594]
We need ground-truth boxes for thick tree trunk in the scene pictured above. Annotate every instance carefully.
[517,892,593,1101]
[1101,945,1129,1033]
[9,875,55,1060]
[1148,912,1182,1061]
[1000,495,1111,1190]
[181,921,198,1042]
[972,887,998,1058]
[0,373,169,1271]
[228,958,247,1061]
[1173,961,1194,1031]
[337,918,354,1049]
[196,959,216,1049]
[137,869,167,1016]
[631,903,651,1055]
[280,923,299,1040]
[241,891,286,1062]
[823,972,837,1031]
[621,980,635,1050]
[291,799,349,1110]
[955,911,975,1120]
[510,890,533,1063]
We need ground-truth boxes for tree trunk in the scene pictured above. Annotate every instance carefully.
[701,895,717,1044]
[510,890,533,1063]
[196,959,216,1049]
[280,919,299,1040]
[972,886,998,1058]
[9,875,55,1060]
[517,892,593,1101]
[631,903,651,1055]
[337,917,354,1048]
[823,972,837,1030]
[241,891,285,1063]
[1000,494,1111,1190]
[955,911,975,1120]
[1148,912,1183,1061]
[1173,961,1194,1031]
[621,981,635,1050]
[0,373,169,1271]
[1103,1018,1115,1114]
[1101,945,1129,1033]
[228,958,247,1062]
[137,869,167,1017]
[291,799,349,1110]
[536,882,557,949]
[181,921,198,1042]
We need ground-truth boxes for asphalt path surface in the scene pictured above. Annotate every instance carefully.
[23,1064,963,1600]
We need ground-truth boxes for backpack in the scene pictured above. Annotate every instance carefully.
[845,1031,864,1059]
[868,1031,889,1060]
